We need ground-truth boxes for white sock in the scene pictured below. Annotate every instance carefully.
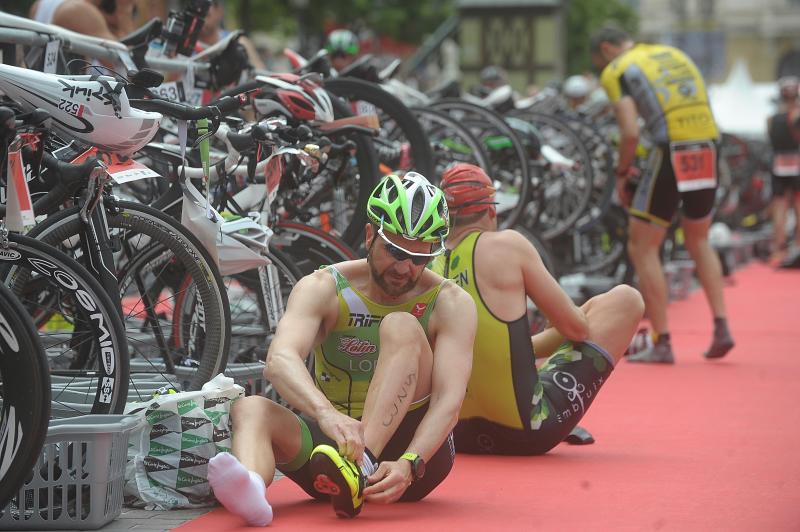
[360,452,377,477]
[208,452,273,527]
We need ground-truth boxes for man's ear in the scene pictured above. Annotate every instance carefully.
[600,42,616,63]
[365,223,374,248]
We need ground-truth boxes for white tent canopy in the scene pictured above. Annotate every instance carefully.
[708,59,778,140]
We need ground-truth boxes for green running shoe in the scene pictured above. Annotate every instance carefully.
[310,444,365,518]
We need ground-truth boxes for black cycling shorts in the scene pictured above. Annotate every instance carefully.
[277,401,455,502]
[630,142,718,227]
[772,174,800,197]
[454,341,614,455]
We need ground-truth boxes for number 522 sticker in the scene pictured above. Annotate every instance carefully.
[58,98,84,117]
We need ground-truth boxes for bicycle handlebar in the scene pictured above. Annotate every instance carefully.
[129,95,244,120]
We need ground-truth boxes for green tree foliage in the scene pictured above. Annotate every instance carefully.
[566,0,638,75]
[1,1,33,16]
[226,0,453,45]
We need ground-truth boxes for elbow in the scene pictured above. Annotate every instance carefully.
[264,352,282,382]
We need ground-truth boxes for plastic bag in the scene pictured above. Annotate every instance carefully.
[123,374,244,509]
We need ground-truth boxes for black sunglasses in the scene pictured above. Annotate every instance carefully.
[383,242,431,266]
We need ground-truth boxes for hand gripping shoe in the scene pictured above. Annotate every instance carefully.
[310,444,365,518]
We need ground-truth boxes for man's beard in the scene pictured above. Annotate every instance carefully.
[368,250,419,297]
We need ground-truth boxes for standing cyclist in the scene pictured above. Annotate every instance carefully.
[207,172,476,525]
[766,76,800,265]
[590,26,735,363]
[431,163,644,454]
[326,29,360,73]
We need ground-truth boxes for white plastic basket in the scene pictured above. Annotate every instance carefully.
[0,415,144,530]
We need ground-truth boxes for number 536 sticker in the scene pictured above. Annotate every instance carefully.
[670,140,717,192]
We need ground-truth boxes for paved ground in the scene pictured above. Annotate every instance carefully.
[76,508,212,532]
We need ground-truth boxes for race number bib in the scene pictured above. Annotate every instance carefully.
[670,140,717,192]
[772,152,800,177]
[151,81,186,102]
[106,154,160,183]
[44,40,60,73]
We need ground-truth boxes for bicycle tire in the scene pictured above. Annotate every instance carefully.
[509,109,595,240]
[410,107,492,179]
[26,201,230,393]
[0,283,50,509]
[324,76,435,177]
[555,110,615,230]
[430,99,531,229]
[272,220,359,276]
[0,233,129,415]
[225,244,302,365]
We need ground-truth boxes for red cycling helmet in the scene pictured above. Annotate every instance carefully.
[254,73,335,122]
[440,163,497,218]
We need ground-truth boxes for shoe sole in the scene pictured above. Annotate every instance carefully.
[310,452,362,518]
[704,341,735,359]
[627,356,674,364]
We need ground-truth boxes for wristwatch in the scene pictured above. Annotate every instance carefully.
[400,452,426,480]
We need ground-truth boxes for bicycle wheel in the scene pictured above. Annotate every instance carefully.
[0,283,50,509]
[324,76,435,177]
[555,110,615,230]
[550,204,629,277]
[26,201,230,393]
[410,107,492,180]
[271,220,359,276]
[430,99,531,229]
[0,233,128,415]
[223,243,302,359]
[509,109,595,240]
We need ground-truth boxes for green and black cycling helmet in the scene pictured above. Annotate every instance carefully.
[367,172,449,243]
[325,29,360,56]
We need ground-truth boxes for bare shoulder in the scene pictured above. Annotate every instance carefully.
[292,268,338,299]
[54,1,110,37]
[479,229,537,259]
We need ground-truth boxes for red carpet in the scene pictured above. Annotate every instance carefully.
[176,263,800,531]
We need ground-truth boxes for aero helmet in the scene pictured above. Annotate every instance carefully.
[367,172,449,242]
[440,163,497,217]
[479,65,508,86]
[0,64,161,156]
[326,29,360,56]
[563,75,592,99]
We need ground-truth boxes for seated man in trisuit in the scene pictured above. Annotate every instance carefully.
[430,164,644,455]
[207,172,476,525]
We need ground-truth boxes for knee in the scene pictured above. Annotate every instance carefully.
[231,395,273,424]
[682,232,708,255]
[609,284,645,321]
[379,312,424,355]
[626,235,654,260]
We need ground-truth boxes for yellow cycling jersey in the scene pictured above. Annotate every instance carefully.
[600,43,719,144]
[430,232,536,429]
[313,266,443,418]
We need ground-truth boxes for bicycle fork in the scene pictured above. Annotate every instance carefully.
[258,262,284,333]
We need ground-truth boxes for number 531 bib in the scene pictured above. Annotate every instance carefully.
[670,140,717,192]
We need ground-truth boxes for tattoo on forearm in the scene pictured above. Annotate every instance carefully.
[382,372,417,427]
